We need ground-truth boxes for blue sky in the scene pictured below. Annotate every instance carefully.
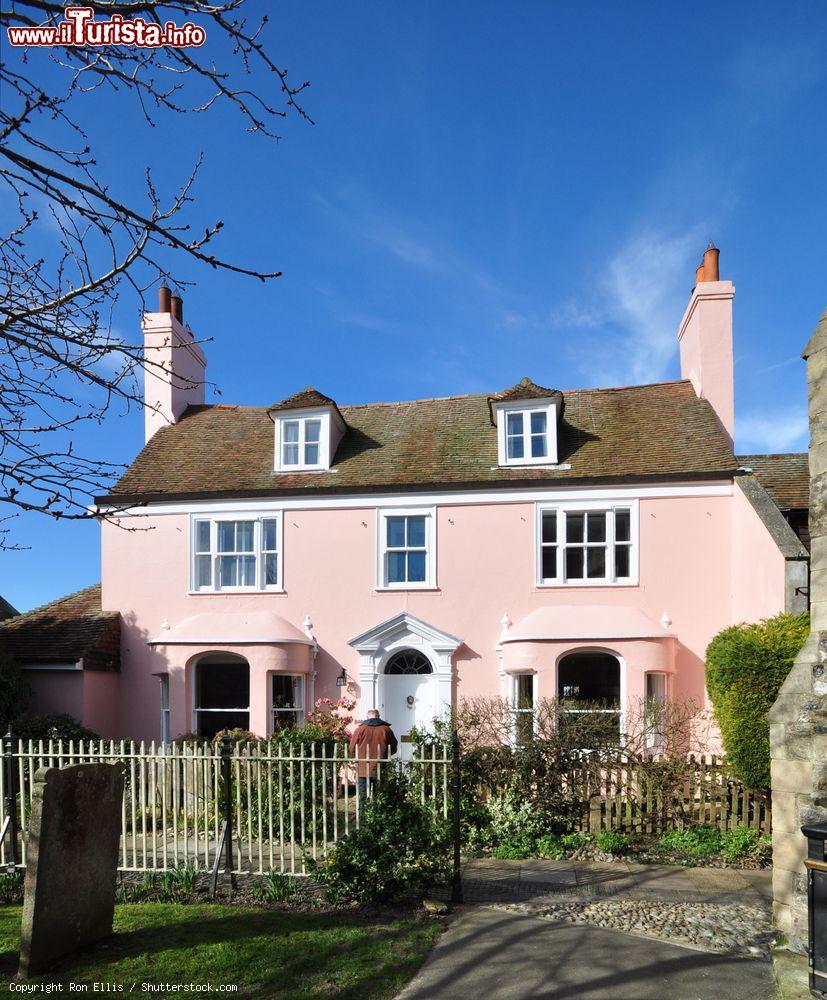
[4,1,827,611]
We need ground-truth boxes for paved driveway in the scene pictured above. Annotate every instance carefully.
[397,908,775,1000]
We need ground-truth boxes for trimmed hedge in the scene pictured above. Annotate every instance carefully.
[706,612,808,788]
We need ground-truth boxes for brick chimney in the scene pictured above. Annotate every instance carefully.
[677,243,735,449]
[143,285,207,443]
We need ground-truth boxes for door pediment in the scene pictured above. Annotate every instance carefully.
[348,612,462,657]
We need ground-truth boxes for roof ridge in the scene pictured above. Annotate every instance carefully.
[184,379,696,415]
[737,452,808,460]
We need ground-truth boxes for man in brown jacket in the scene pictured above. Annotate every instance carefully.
[349,709,398,807]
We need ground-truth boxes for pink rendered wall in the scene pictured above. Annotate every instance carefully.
[25,671,84,721]
[82,671,121,738]
[101,490,746,741]
[731,479,787,624]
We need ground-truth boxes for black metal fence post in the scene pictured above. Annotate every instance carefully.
[3,729,19,871]
[220,735,235,887]
[450,730,463,904]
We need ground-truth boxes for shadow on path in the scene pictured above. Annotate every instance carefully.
[397,908,774,1000]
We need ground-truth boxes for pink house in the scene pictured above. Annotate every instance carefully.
[0,247,810,745]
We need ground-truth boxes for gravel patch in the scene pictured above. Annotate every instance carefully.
[491,898,774,956]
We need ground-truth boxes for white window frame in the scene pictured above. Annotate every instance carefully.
[376,506,437,590]
[159,675,170,744]
[645,671,668,753]
[190,512,283,593]
[535,499,639,587]
[273,408,331,471]
[269,673,306,732]
[508,671,537,746]
[495,400,558,467]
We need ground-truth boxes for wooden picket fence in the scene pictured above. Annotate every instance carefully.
[567,753,771,835]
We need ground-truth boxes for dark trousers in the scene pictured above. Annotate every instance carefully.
[357,776,375,818]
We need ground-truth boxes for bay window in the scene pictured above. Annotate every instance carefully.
[537,501,638,585]
[191,514,282,592]
[271,674,305,732]
[159,675,170,744]
[509,672,536,746]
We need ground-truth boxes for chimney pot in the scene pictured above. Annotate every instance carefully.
[702,243,720,282]
[170,293,183,324]
[158,283,171,313]
[695,263,706,287]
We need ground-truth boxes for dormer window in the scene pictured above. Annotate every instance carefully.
[281,416,322,468]
[506,407,548,462]
[268,386,347,473]
[489,378,563,468]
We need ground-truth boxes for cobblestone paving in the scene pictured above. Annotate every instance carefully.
[491,898,774,956]
[450,860,775,957]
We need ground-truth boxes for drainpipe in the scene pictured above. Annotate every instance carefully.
[303,615,317,724]
[497,612,511,699]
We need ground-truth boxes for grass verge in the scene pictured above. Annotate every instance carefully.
[0,903,442,999]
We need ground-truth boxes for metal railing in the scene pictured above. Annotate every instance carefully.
[0,734,455,878]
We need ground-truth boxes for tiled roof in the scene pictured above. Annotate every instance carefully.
[737,453,810,510]
[0,596,17,621]
[100,380,737,503]
[0,584,120,671]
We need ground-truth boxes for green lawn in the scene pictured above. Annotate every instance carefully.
[0,903,441,999]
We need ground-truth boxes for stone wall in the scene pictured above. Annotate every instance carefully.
[770,306,827,952]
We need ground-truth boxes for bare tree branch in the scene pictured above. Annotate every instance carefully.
[0,0,311,546]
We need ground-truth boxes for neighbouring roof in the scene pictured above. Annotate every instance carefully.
[99,380,738,504]
[0,584,120,671]
[737,453,810,510]
[735,477,808,560]
[503,606,674,643]
[0,596,17,621]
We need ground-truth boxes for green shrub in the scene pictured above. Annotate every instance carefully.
[487,788,548,849]
[596,829,630,854]
[308,770,451,902]
[0,871,23,903]
[160,864,199,896]
[720,824,763,862]
[492,841,532,859]
[706,612,808,788]
[658,826,722,859]
[254,870,296,903]
[12,713,99,743]
[535,833,566,859]
[0,654,28,733]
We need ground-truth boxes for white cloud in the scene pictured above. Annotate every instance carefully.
[736,408,808,453]
[566,227,703,387]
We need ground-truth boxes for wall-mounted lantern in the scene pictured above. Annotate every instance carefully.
[336,669,347,688]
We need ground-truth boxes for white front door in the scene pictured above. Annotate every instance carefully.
[382,673,435,760]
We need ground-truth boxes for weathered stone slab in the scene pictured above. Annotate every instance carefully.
[18,763,124,978]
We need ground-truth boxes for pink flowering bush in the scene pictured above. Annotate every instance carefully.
[305,695,357,742]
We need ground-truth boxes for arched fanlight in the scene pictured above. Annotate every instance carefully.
[384,649,432,675]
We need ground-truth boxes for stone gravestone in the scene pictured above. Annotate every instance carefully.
[18,763,124,978]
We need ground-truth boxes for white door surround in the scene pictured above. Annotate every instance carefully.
[348,612,462,732]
